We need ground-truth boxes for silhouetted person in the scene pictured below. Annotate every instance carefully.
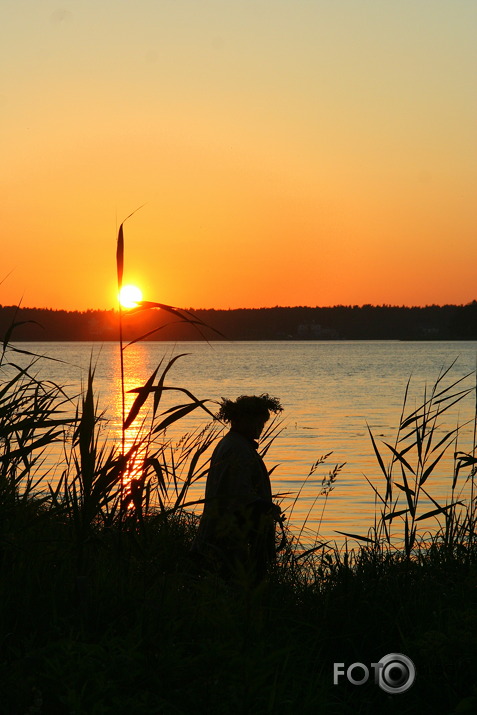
[195,394,283,582]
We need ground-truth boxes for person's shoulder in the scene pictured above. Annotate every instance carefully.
[215,431,255,456]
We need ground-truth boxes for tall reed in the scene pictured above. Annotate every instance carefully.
[114,213,222,523]
[332,361,477,559]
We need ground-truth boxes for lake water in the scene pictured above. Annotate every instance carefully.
[6,340,477,546]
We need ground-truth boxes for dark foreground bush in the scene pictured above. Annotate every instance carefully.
[1,337,477,713]
[1,487,477,714]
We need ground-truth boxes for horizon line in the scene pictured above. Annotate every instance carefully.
[2,301,477,313]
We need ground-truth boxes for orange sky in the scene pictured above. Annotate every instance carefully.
[2,1,476,310]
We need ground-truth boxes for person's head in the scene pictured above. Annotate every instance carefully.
[216,394,283,439]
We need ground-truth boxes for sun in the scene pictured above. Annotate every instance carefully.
[118,284,143,309]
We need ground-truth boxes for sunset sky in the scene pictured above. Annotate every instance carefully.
[2,1,476,311]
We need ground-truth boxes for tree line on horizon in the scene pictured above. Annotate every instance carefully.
[1,302,477,341]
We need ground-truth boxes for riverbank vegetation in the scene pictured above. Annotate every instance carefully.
[1,336,477,714]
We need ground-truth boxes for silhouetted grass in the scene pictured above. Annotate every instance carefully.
[1,219,476,712]
[2,337,477,714]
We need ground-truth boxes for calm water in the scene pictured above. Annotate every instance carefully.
[7,340,477,545]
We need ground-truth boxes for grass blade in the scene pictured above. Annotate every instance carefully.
[334,530,375,544]
[382,441,416,475]
[415,501,464,522]
[124,366,159,429]
[116,224,124,289]
[367,424,388,479]
[419,447,447,486]
[153,400,210,433]
[382,507,410,521]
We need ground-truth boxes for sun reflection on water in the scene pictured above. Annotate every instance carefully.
[111,343,155,508]
[111,343,219,515]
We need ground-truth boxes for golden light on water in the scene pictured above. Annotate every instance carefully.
[119,284,143,309]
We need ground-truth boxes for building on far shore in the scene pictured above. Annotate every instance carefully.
[296,322,339,339]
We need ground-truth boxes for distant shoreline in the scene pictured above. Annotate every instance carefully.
[1,303,477,341]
